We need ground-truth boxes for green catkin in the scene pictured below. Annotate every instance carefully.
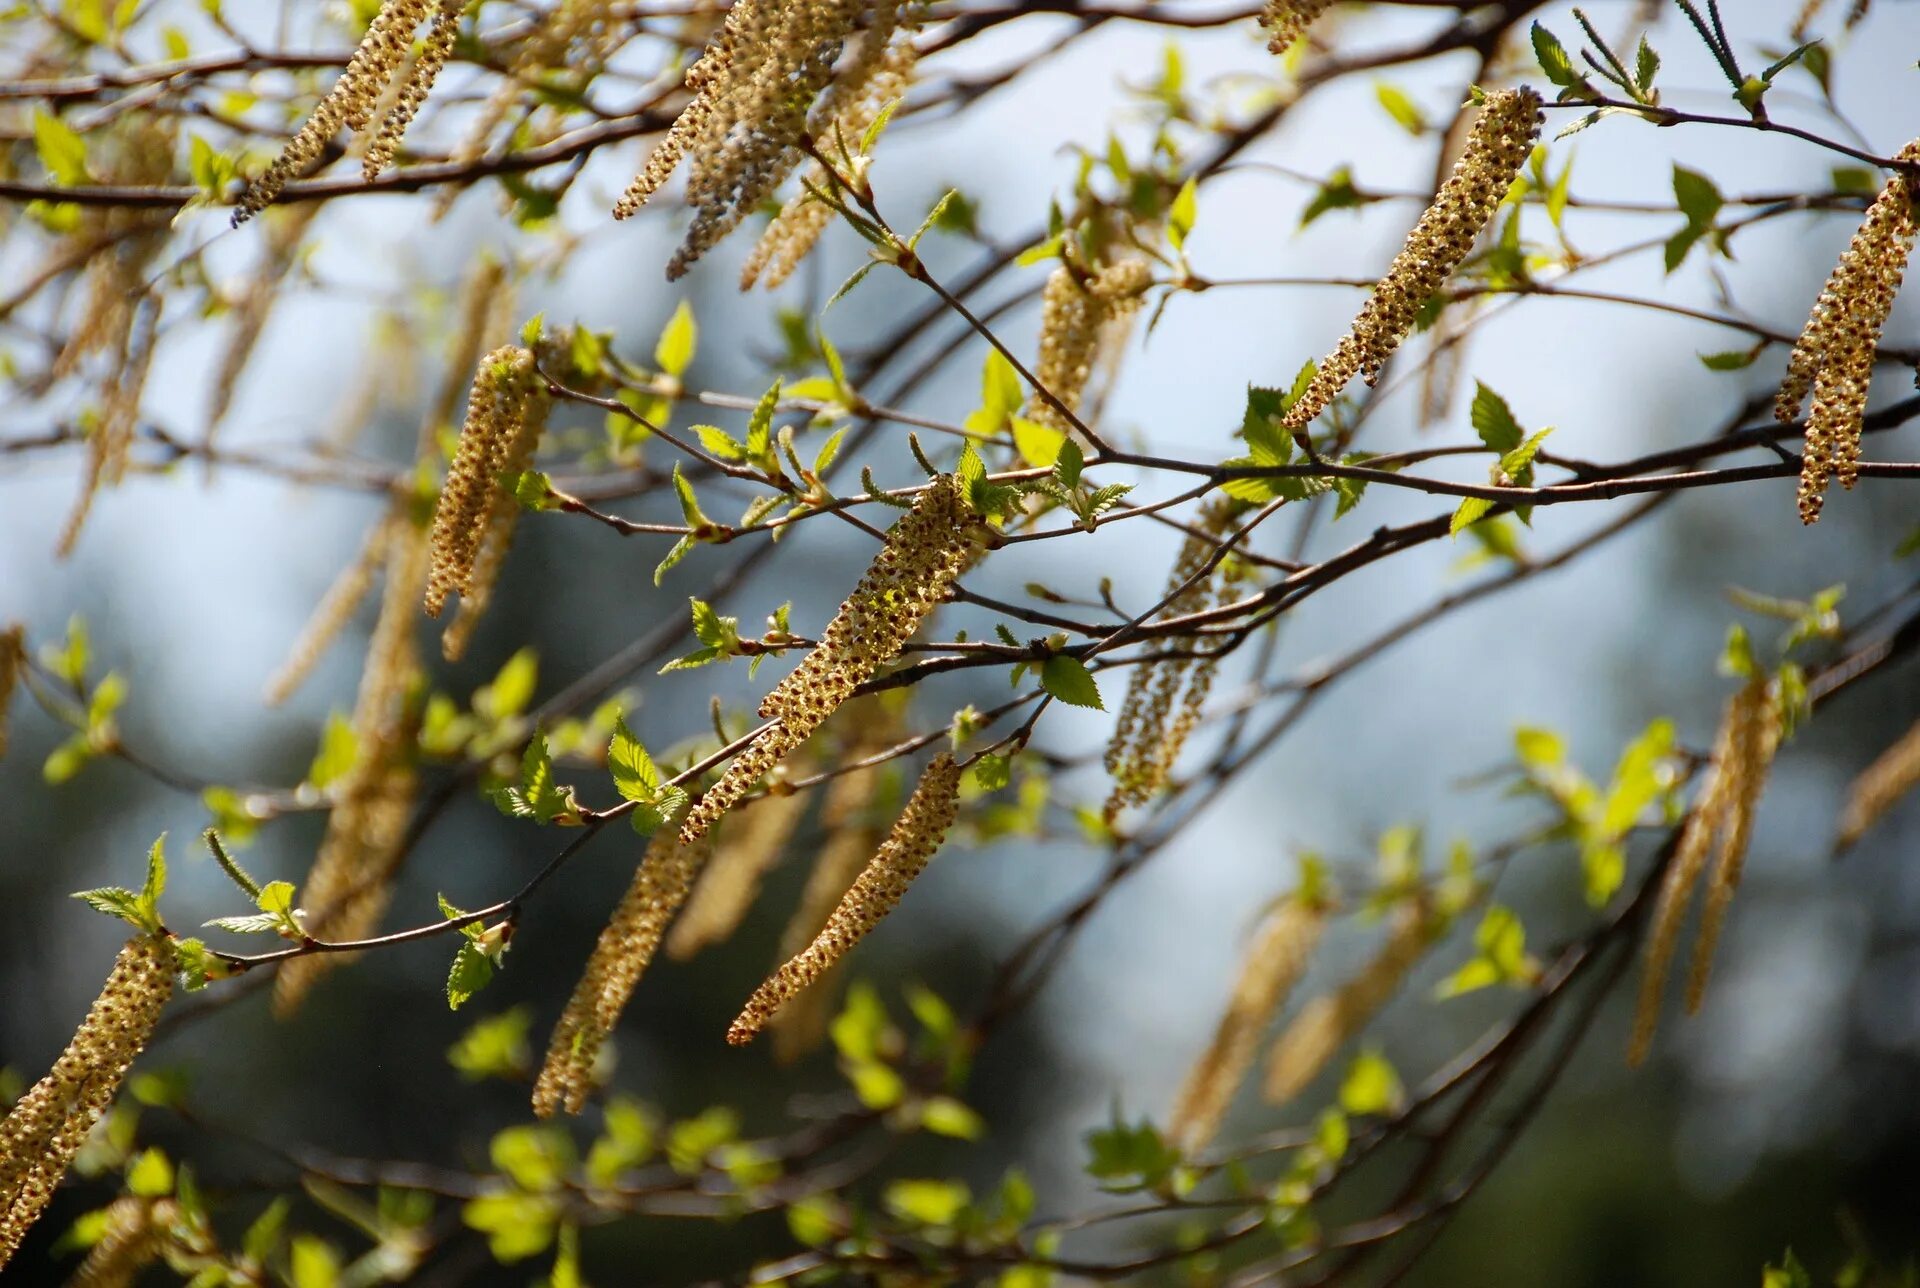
[532,827,715,1118]
[1284,88,1542,434]
[1837,717,1920,849]
[0,935,176,1272]
[727,754,960,1045]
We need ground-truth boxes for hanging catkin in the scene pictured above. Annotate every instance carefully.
[532,827,715,1118]
[424,345,543,619]
[1028,260,1152,436]
[262,513,393,706]
[727,754,960,1045]
[1257,1,1337,52]
[1284,88,1542,435]
[666,772,813,960]
[0,935,176,1271]
[1837,717,1920,849]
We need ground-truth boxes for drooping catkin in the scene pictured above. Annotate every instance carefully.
[69,1197,170,1288]
[1028,261,1153,435]
[362,0,464,181]
[1263,903,1434,1105]
[1257,0,1337,53]
[0,935,176,1271]
[0,625,23,761]
[1837,717,1920,850]
[442,391,549,661]
[263,514,393,706]
[532,827,715,1118]
[1284,88,1542,434]
[727,754,960,1045]
[1629,677,1781,1064]
[273,516,428,1016]
[207,205,319,434]
[425,345,542,619]
[666,774,813,960]
[740,6,918,290]
[615,0,870,278]
[680,475,979,845]
[233,0,446,223]
[1169,893,1330,1154]
[1775,141,1920,524]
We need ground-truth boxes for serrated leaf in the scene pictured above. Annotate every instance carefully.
[71,886,146,925]
[695,425,747,461]
[204,912,283,935]
[1373,82,1426,134]
[1011,416,1065,468]
[1053,437,1085,490]
[1167,177,1198,250]
[1469,383,1523,455]
[747,380,780,460]
[1040,655,1104,710]
[812,427,846,478]
[1451,496,1495,536]
[607,716,659,802]
[654,534,695,585]
[141,834,167,913]
[1531,23,1579,88]
[447,940,494,1010]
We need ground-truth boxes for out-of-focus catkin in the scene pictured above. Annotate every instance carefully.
[0,934,176,1271]
[1169,892,1329,1154]
[207,205,319,435]
[727,754,960,1045]
[1263,903,1434,1105]
[1028,261,1152,436]
[425,345,542,619]
[1837,717,1920,850]
[1285,89,1541,434]
[262,514,392,706]
[532,827,714,1118]
[69,1197,171,1288]
[666,774,812,960]
[1776,141,1919,524]
[1628,677,1780,1065]
[680,475,978,845]
[0,625,23,761]
[1793,0,1872,39]
[1258,0,1337,53]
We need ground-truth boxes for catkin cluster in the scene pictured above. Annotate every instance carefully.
[614,0,870,278]
[666,772,813,960]
[533,827,715,1118]
[425,346,544,621]
[1263,902,1435,1105]
[1104,500,1238,819]
[1775,141,1920,524]
[1168,893,1330,1154]
[728,753,960,1045]
[0,624,23,761]
[274,517,428,1015]
[740,6,920,290]
[1629,676,1782,1066]
[0,935,176,1271]
[1257,0,1336,53]
[1028,260,1154,435]
[1837,717,1920,849]
[233,0,464,223]
[1285,88,1542,434]
[679,474,979,845]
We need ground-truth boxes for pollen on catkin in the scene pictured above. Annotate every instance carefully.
[1263,902,1434,1105]
[362,0,464,181]
[680,474,979,845]
[665,772,813,960]
[1168,891,1330,1155]
[0,624,24,761]
[0,934,176,1271]
[442,392,549,661]
[727,753,960,1045]
[1257,0,1336,53]
[425,345,542,619]
[1284,88,1542,435]
[1837,717,1920,850]
[532,826,715,1118]
[1775,141,1920,523]
[1028,260,1153,435]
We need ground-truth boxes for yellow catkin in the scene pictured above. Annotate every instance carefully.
[0,625,23,761]
[1028,261,1152,435]
[1837,717,1920,850]
[362,0,464,181]
[0,935,176,1272]
[263,513,394,706]
[1776,141,1920,524]
[233,0,436,223]
[1686,680,1782,1014]
[740,5,917,290]
[1258,0,1337,52]
[1285,89,1542,434]
[430,257,512,435]
[441,393,548,661]
[69,1197,170,1288]
[666,775,813,960]
[273,517,428,1016]
[532,827,716,1118]
[1169,895,1329,1155]
[425,345,540,618]
[679,475,979,844]
[1263,903,1433,1105]
[727,754,960,1045]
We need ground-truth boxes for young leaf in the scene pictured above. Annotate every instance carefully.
[1040,655,1104,710]
[654,301,696,378]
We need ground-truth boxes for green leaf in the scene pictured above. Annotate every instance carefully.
[885,1179,971,1228]
[1373,82,1426,134]
[1450,496,1495,535]
[491,1125,573,1192]
[654,301,696,377]
[1762,1250,1813,1288]
[462,1191,559,1263]
[289,1235,342,1288]
[1040,655,1104,710]
[1299,166,1362,228]
[1167,177,1198,250]
[1053,437,1085,490]
[1084,1112,1180,1190]
[671,464,712,529]
[33,110,89,185]
[476,647,538,721]
[746,379,780,460]
[920,1096,985,1140]
[607,715,660,802]
[1469,382,1523,455]
[1530,23,1579,88]
[1698,349,1757,371]
[694,424,746,461]
[447,1007,533,1082]
[653,534,696,586]
[44,734,92,784]
[71,886,146,926]
[447,940,495,1010]
[972,753,1012,791]
[1011,416,1066,469]
[140,834,167,916]
[308,713,359,790]
[256,880,297,919]
[1337,1050,1405,1116]
[125,1147,173,1197]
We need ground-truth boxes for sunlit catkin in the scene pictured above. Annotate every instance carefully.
[1837,717,1920,850]
[681,475,979,845]
[69,1197,170,1288]
[442,392,549,661]
[1285,88,1542,435]
[0,934,176,1271]
[1263,903,1432,1105]
[263,514,392,706]
[532,827,715,1118]
[1169,893,1329,1154]
[362,0,464,181]
[1686,679,1781,1013]
[728,754,960,1045]
[0,625,23,761]
[1776,141,1919,524]
[425,346,541,619]
[1028,261,1152,435]
[1258,0,1336,52]
[666,775,812,960]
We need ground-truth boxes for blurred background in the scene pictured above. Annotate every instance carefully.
[2,0,1917,1282]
